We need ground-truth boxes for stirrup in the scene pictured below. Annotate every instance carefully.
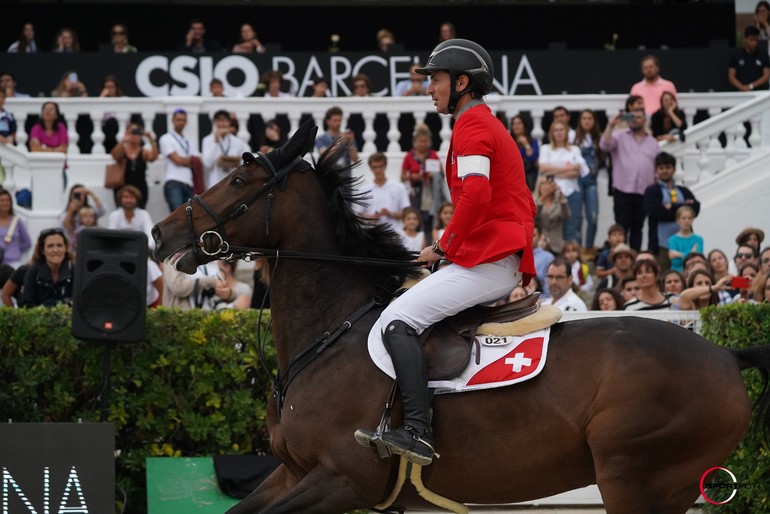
[355,428,393,459]
[381,427,439,466]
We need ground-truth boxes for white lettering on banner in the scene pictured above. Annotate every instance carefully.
[510,55,542,95]
[351,55,389,96]
[169,55,199,96]
[132,54,542,97]
[330,56,353,97]
[505,353,532,373]
[135,55,169,96]
[388,55,416,98]
[2,466,89,514]
[272,56,298,96]
[214,56,259,98]
[298,55,326,97]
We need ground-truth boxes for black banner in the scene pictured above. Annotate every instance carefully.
[0,423,114,514]
[0,46,735,99]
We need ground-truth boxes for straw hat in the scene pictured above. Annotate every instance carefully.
[610,243,637,263]
[735,227,765,246]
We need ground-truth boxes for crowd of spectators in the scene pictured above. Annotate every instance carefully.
[0,13,768,315]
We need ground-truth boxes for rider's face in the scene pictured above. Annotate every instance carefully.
[428,71,451,115]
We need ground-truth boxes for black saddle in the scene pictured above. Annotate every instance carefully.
[420,292,540,380]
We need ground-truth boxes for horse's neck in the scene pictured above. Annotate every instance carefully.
[268,259,376,365]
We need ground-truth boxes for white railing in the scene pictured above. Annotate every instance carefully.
[2,92,768,261]
[665,91,770,184]
[5,92,767,156]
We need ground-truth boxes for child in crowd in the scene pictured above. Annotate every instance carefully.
[668,205,703,273]
[400,207,425,253]
[595,224,625,280]
[69,205,98,255]
[432,201,453,243]
[562,240,594,296]
[619,276,641,304]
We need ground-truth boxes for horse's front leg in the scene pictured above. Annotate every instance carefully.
[228,463,371,514]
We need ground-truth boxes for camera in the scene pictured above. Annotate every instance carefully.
[73,192,82,201]
[130,128,144,136]
[620,112,636,122]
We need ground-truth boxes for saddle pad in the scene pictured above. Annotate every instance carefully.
[367,320,550,395]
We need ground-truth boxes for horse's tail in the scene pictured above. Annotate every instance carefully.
[731,345,770,448]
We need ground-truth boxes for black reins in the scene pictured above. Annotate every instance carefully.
[182,150,423,416]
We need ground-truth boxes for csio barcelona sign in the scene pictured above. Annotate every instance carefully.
[134,52,543,98]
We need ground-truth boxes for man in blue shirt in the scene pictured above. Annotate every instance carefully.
[643,152,700,270]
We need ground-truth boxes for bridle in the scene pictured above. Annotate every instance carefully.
[185,151,305,262]
[185,151,426,269]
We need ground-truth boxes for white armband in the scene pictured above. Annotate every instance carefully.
[457,155,490,179]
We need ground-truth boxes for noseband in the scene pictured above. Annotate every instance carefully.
[185,152,306,260]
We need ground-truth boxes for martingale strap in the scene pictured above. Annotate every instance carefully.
[273,296,389,416]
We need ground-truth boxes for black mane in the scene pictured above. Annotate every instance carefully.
[313,141,422,287]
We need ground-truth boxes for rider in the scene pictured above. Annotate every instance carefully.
[355,39,536,466]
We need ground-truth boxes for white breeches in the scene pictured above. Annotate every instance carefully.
[381,254,522,335]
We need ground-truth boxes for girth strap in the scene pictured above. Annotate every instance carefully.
[273,296,388,415]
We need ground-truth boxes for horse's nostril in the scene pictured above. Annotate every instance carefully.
[151,225,162,245]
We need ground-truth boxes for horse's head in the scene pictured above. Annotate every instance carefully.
[152,120,318,274]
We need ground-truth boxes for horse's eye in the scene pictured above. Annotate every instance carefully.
[231,176,245,188]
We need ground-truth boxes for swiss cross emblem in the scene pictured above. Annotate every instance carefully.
[466,337,544,386]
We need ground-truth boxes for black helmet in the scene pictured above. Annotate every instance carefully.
[416,38,494,113]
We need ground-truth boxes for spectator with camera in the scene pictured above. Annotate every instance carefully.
[59,184,106,244]
[600,106,659,252]
[110,122,159,208]
[163,260,227,310]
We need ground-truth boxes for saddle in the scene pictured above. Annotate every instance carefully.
[420,292,551,381]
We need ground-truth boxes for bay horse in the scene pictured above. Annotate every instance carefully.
[152,121,770,514]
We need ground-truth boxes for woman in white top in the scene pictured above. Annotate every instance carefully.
[538,121,588,245]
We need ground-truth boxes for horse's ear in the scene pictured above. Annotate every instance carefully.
[276,120,318,165]
[243,152,257,164]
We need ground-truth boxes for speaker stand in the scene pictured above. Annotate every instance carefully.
[98,342,116,423]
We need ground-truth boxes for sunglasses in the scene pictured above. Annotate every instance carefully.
[736,253,754,259]
[112,30,125,35]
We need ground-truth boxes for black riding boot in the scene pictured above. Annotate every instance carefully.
[355,320,437,465]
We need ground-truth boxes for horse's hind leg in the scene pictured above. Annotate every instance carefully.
[229,464,371,514]
[600,479,700,514]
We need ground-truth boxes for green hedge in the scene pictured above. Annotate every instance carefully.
[3,304,769,512]
[0,306,277,514]
[702,303,770,512]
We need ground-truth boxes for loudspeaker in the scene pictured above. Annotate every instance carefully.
[72,229,148,342]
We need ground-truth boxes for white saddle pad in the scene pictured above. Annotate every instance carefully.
[367,319,551,395]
